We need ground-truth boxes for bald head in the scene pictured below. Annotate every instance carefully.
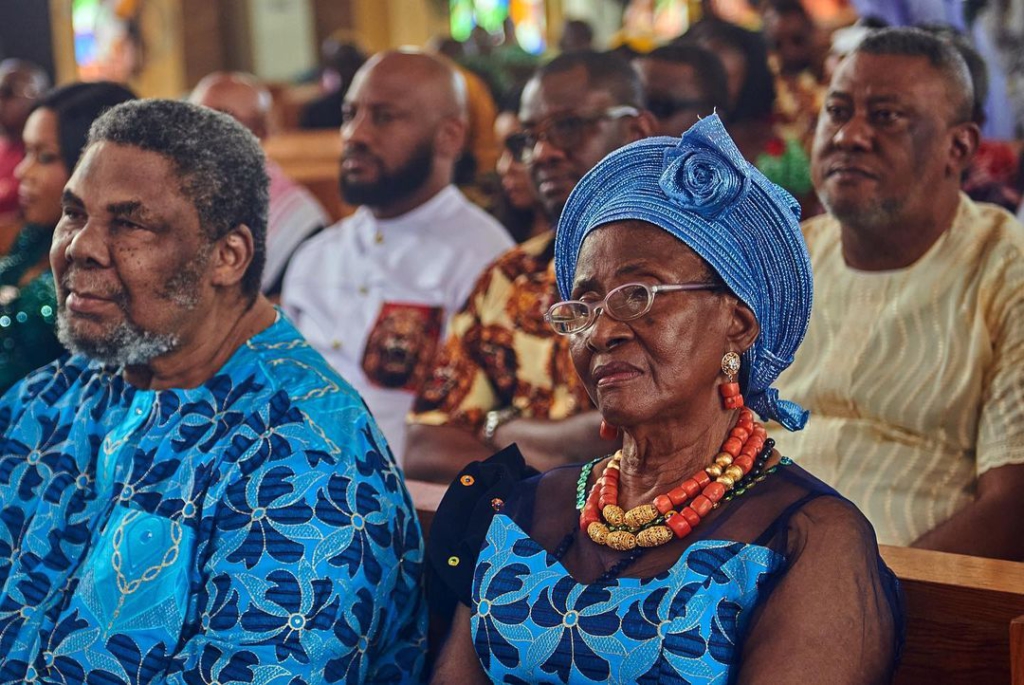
[339,50,469,217]
[0,59,50,138]
[352,51,467,122]
[189,72,272,139]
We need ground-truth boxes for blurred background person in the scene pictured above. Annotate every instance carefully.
[2,81,135,393]
[282,50,512,459]
[0,60,48,224]
[190,71,330,296]
[558,19,594,53]
[633,43,731,136]
[491,93,548,243]
[761,0,828,143]
[682,18,816,212]
[299,35,367,130]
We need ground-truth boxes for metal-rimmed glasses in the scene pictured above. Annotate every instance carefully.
[505,106,640,164]
[544,281,723,335]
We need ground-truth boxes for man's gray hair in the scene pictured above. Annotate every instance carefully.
[87,99,269,297]
[856,27,975,125]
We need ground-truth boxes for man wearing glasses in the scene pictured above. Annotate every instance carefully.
[406,51,653,482]
[633,44,731,137]
[0,60,48,221]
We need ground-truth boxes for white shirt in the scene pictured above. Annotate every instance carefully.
[282,185,513,459]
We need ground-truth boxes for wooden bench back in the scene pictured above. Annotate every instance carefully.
[406,478,1024,683]
[880,545,1024,685]
[263,130,351,222]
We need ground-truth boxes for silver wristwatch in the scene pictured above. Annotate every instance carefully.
[481,406,519,449]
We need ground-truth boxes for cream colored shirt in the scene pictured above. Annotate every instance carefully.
[774,194,1024,545]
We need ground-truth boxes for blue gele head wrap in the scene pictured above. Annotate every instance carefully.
[554,114,813,431]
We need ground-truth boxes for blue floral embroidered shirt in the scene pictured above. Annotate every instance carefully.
[0,314,426,684]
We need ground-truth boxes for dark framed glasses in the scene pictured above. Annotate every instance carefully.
[646,96,710,121]
[505,106,640,164]
[544,281,722,335]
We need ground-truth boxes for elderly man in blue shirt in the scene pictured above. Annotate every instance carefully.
[0,100,424,684]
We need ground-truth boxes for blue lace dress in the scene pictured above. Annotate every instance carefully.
[428,447,903,684]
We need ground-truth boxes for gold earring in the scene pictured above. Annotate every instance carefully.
[720,352,743,410]
[721,351,741,381]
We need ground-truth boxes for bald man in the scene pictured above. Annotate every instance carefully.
[0,59,48,219]
[282,51,512,458]
[190,72,329,295]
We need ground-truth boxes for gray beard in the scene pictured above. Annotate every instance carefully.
[56,311,180,366]
[55,246,209,367]
[822,194,904,232]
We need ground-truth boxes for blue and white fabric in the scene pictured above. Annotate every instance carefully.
[0,314,425,684]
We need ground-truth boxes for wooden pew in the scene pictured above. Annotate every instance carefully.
[880,545,1024,685]
[263,130,351,222]
[406,478,1024,683]
[1013,615,1024,685]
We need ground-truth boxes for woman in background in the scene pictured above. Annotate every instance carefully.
[492,98,549,243]
[1,81,136,392]
[681,19,816,214]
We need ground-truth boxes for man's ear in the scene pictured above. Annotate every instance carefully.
[627,110,657,143]
[726,299,760,354]
[210,224,255,289]
[436,116,468,159]
[948,121,980,177]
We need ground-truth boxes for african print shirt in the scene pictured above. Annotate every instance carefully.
[0,314,425,684]
[409,231,592,433]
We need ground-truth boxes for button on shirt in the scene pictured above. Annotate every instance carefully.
[282,185,513,459]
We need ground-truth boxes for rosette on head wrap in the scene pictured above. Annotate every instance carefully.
[554,114,813,431]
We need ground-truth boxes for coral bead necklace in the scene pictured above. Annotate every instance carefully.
[579,408,770,551]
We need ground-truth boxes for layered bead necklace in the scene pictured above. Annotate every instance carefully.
[578,408,772,551]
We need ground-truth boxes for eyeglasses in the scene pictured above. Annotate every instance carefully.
[0,85,38,100]
[545,281,722,335]
[506,106,640,163]
[646,96,710,121]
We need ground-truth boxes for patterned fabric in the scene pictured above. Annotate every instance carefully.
[472,515,783,684]
[774,194,1024,545]
[282,184,513,459]
[0,314,425,684]
[770,60,825,147]
[409,231,592,434]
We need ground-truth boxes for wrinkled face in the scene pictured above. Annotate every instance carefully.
[811,52,963,230]
[51,142,213,366]
[15,109,68,226]
[635,58,711,137]
[494,111,535,210]
[568,221,740,427]
[519,67,638,221]
[339,64,438,208]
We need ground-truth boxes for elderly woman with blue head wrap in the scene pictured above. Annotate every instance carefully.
[428,115,902,685]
